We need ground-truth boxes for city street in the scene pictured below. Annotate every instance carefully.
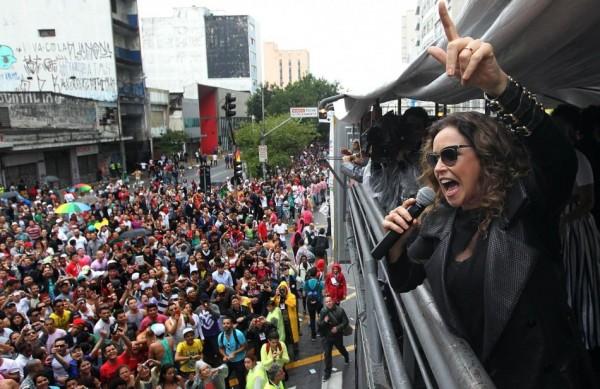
[284,206,356,389]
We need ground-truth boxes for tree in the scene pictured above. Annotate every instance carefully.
[236,114,317,177]
[155,130,187,155]
[246,74,339,120]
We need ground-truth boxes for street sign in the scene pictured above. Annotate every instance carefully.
[258,145,268,162]
[290,107,318,118]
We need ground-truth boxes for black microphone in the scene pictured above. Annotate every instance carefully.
[371,187,436,260]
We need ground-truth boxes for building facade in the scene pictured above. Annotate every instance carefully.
[140,7,260,93]
[263,42,310,87]
[0,0,149,184]
[0,91,125,187]
[404,0,483,115]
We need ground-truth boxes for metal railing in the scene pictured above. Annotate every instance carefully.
[345,182,496,389]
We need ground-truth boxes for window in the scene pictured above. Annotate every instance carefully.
[288,60,292,84]
[38,29,56,37]
[111,0,117,13]
[0,107,9,128]
[297,60,301,80]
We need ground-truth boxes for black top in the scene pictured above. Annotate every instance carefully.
[445,208,486,356]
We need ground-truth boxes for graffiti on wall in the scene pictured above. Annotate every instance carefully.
[0,45,17,70]
[0,41,118,102]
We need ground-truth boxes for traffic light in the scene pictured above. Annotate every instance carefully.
[199,164,211,193]
[222,93,237,117]
[233,150,243,184]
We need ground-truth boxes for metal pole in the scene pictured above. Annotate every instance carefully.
[261,86,267,178]
[117,99,127,177]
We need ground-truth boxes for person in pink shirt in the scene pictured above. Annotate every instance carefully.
[301,207,313,226]
[139,303,168,333]
[75,247,92,266]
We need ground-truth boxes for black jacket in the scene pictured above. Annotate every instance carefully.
[389,112,595,388]
[318,305,349,338]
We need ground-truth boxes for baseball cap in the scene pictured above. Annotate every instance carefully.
[131,273,140,281]
[56,218,63,223]
[72,318,86,327]
[150,323,165,336]
[182,327,194,336]
[216,284,225,293]
[186,287,194,294]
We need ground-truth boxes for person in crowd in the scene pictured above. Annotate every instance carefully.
[552,105,600,357]
[382,3,595,388]
[259,331,289,371]
[175,328,203,380]
[304,274,324,341]
[272,281,299,360]
[318,296,350,382]
[218,316,247,389]
[263,363,286,389]
[243,355,267,389]
[191,360,228,389]
[0,116,333,389]
[324,263,347,305]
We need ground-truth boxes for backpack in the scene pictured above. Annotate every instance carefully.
[218,329,242,349]
[305,283,321,306]
[314,236,327,254]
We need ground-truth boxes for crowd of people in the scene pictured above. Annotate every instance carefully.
[0,144,353,389]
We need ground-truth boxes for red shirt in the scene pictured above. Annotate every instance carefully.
[65,261,81,277]
[100,352,132,382]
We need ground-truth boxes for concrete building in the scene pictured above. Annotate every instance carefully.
[0,92,126,187]
[182,84,250,155]
[148,88,169,139]
[400,9,418,66]
[0,0,148,185]
[404,0,483,115]
[140,7,260,93]
[414,0,468,60]
[263,42,310,87]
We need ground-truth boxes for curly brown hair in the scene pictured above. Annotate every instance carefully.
[419,112,529,232]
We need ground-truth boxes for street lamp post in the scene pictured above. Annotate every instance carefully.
[260,86,267,178]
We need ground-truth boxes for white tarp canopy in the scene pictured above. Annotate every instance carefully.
[334,0,600,123]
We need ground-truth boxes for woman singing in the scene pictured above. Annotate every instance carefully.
[384,2,595,388]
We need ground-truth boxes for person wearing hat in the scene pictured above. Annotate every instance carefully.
[174,327,203,378]
[148,323,175,366]
[210,283,235,314]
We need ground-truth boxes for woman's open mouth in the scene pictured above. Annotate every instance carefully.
[440,178,460,197]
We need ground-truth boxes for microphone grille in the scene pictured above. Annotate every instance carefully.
[416,187,436,207]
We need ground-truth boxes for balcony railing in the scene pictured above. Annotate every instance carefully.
[115,47,141,64]
[118,82,145,98]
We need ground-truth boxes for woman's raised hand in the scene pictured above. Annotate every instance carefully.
[427,1,508,96]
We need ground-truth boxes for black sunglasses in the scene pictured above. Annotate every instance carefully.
[426,145,473,168]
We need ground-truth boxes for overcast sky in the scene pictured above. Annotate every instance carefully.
[138,0,416,94]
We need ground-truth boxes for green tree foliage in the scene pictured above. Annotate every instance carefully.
[246,74,339,120]
[236,114,317,177]
[155,130,187,155]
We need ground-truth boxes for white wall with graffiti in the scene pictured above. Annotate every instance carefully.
[0,0,118,102]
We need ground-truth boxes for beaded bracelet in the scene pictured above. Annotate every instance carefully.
[483,76,545,137]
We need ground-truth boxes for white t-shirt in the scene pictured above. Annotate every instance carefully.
[93,317,115,338]
[273,223,288,237]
